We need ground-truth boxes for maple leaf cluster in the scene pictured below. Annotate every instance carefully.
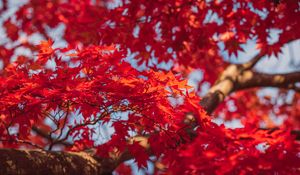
[0,0,300,174]
[0,40,206,169]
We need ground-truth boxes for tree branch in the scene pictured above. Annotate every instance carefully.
[236,71,300,92]
[241,52,265,70]
[200,63,300,114]
[31,126,73,147]
[0,149,116,175]
[0,135,150,175]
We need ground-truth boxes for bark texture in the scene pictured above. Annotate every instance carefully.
[201,64,300,114]
[0,149,115,175]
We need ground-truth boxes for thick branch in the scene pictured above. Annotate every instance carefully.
[200,64,241,114]
[200,64,300,114]
[0,136,150,175]
[0,149,118,175]
[236,71,300,91]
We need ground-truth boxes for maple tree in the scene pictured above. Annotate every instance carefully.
[0,0,299,174]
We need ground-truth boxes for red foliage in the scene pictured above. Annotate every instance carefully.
[0,0,299,174]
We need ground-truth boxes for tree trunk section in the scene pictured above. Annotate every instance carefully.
[0,149,114,175]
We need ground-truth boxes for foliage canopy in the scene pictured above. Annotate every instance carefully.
[0,0,300,174]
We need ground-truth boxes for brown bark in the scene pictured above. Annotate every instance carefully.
[201,64,300,114]
[0,149,116,175]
